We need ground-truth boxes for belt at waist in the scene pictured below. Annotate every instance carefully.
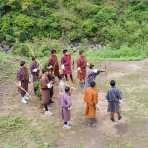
[41,88,48,90]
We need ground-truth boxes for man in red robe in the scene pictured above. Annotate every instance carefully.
[77,50,87,88]
[48,49,60,79]
[61,49,73,82]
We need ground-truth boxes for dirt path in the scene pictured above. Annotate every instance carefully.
[0,58,148,148]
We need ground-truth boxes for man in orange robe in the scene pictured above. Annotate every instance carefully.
[84,81,99,127]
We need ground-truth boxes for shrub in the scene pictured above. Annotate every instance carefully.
[13,43,31,57]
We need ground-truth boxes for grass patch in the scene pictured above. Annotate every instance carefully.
[0,116,26,136]
[107,142,133,148]
[0,116,57,148]
[84,46,148,63]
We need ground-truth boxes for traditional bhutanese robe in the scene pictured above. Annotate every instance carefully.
[61,54,72,75]
[77,55,87,81]
[59,80,65,95]
[47,73,55,99]
[17,67,29,97]
[85,68,100,88]
[30,61,39,82]
[60,93,72,122]
[106,87,122,113]
[48,54,60,77]
[40,74,50,104]
[84,87,99,118]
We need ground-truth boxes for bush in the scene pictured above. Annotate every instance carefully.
[81,19,98,38]
[13,43,31,57]
[74,1,100,18]
[0,0,148,57]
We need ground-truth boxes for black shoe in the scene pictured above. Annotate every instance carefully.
[111,118,115,122]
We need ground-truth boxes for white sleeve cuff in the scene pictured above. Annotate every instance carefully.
[33,68,38,72]
[77,67,81,71]
[47,83,52,88]
[61,64,65,70]
[93,69,98,73]
[18,81,21,86]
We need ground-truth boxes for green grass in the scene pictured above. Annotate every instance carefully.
[107,142,134,148]
[0,116,57,148]
[84,47,148,62]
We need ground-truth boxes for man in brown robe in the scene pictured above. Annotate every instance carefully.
[17,61,29,104]
[84,81,99,127]
[40,68,53,116]
[48,49,60,78]
[30,56,40,95]
[77,50,87,88]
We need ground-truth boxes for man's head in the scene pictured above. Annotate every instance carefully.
[65,86,70,93]
[48,65,53,74]
[63,49,68,55]
[59,74,64,80]
[90,81,96,88]
[110,80,116,87]
[51,49,56,54]
[20,61,26,67]
[42,68,48,75]
[89,64,95,69]
[32,56,36,61]
[79,50,84,55]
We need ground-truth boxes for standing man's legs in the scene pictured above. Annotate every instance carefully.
[117,112,122,120]
[90,118,97,127]
[49,87,54,103]
[65,74,68,81]
[20,82,28,103]
[70,74,73,82]
[110,112,115,121]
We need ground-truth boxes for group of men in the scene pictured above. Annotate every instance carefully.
[16,49,122,128]
[16,49,89,105]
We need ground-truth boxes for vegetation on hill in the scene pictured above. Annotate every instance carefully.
[0,0,148,59]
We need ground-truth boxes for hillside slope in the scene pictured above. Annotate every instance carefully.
[0,0,147,50]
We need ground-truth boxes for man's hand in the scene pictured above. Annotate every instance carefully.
[18,81,21,87]
[68,107,72,110]
[99,70,106,73]
[77,67,81,71]
[47,83,52,88]
[119,100,123,104]
[33,68,38,72]
[61,64,65,70]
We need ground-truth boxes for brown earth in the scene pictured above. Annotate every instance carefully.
[0,58,148,148]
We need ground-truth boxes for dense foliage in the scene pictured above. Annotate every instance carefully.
[0,0,148,57]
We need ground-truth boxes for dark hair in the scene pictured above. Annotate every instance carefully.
[89,64,94,69]
[63,49,67,54]
[32,56,36,61]
[59,74,64,80]
[90,81,96,87]
[20,61,25,66]
[51,49,56,54]
[42,68,48,74]
[79,50,84,55]
[47,65,53,72]
[110,80,116,87]
[65,86,70,93]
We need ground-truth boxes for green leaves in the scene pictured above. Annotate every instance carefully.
[0,0,147,51]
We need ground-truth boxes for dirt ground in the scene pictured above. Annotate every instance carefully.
[0,58,148,148]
